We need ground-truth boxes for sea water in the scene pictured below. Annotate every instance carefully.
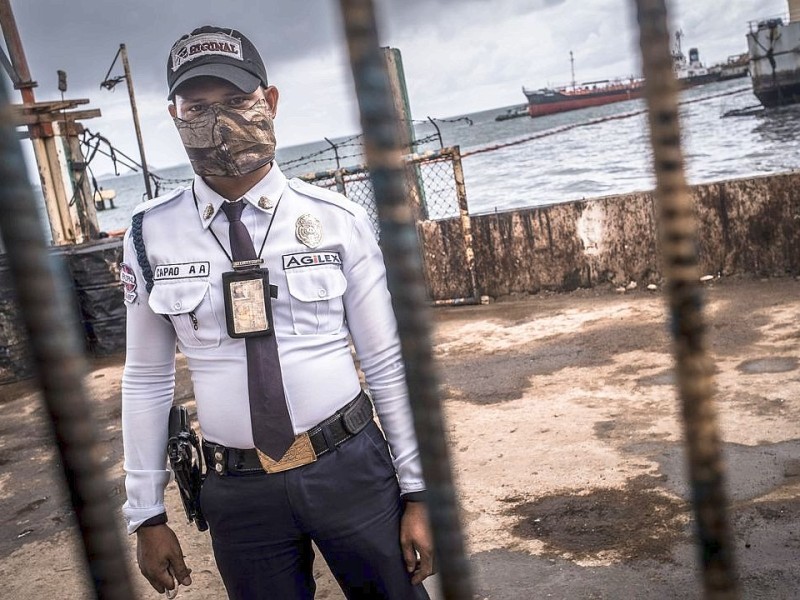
[92,78,800,232]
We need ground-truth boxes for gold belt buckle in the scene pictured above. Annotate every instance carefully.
[256,432,317,474]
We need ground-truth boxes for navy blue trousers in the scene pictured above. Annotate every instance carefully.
[200,421,431,600]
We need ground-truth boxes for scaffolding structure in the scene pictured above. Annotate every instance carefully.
[0,0,100,245]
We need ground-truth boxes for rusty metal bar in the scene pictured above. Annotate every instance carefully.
[0,78,135,598]
[633,0,739,597]
[336,1,474,598]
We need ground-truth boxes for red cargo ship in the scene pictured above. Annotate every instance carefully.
[522,78,646,117]
[523,39,725,118]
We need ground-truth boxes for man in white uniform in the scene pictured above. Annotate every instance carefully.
[121,25,432,599]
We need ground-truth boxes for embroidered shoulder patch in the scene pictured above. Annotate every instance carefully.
[120,263,138,304]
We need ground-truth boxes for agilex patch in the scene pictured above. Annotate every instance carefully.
[282,252,342,270]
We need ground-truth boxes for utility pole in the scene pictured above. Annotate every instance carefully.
[381,46,427,218]
[119,44,153,199]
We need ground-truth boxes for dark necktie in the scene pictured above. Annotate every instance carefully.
[220,200,295,461]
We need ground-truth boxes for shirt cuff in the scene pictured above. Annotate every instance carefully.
[401,490,427,503]
[137,512,168,529]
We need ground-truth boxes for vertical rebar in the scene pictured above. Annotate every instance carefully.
[336,1,473,598]
[324,136,342,169]
[426,117,444,149]
[633,0,739,597]
[0,78,135,598]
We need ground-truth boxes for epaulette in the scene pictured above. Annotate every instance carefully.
[132,186,185,216]
[287,178,359,216]
[130,187,185,294]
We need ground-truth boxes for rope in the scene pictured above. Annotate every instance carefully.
[79,128,192,200]
[131,212,155,293]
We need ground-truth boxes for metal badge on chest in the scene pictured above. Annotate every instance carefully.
[295,213,323,248]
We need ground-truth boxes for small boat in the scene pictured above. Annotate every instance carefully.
[716,52,750,81]
[495,106,529,121]
[93,188,116,211]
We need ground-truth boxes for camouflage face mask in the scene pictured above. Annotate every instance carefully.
[173,98,277,177]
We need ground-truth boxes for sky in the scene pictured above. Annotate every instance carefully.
[3,0,789,178]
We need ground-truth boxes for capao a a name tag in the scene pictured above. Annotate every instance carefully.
[154,261,210,280]
[222,268,273,338]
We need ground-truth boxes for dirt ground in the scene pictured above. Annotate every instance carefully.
[1,275,800,599]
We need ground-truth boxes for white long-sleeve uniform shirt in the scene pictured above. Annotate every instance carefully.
[121,164,425,533]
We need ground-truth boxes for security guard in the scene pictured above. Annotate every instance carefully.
[121,25,432,599]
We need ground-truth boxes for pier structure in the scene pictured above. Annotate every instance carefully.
[0,0,126,386]
[0,0,101,245]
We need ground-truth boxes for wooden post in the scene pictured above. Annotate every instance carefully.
[120,44,153,200]
[55,120,100,241]
[790,0,800,23]
[0,0,61,243]
[39,134,74,244]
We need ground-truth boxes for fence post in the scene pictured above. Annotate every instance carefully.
[450,146,480,303]
[334,169,347,195]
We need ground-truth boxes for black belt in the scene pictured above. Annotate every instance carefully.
[202,391,373,476]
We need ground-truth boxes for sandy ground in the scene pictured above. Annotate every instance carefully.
[1,276,800,599]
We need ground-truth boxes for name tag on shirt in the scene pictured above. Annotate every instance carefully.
[282,252,341,270]
[154,262,210,280]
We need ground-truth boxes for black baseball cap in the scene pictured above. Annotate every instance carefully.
[167,26,268,100]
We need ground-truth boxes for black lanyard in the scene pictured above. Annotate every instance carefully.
[191,182,281,265]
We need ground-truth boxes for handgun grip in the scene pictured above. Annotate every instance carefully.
[168,405,189,438]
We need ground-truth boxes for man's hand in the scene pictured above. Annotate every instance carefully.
[136,524,192,593]
[400,501,435,585]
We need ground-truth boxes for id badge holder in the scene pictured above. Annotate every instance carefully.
[222,268,275,338]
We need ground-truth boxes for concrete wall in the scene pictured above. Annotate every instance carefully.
[420,172,800,299]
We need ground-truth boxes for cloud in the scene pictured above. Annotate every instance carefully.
[5,0,789,179]
[10,0,344,98]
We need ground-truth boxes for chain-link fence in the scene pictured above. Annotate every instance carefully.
[299,146,479,304]
[299,147,464,232]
